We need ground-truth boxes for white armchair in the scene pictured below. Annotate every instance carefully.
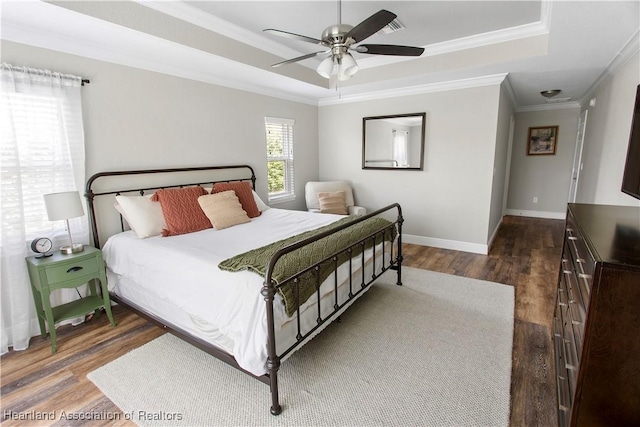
[305,181,366,215]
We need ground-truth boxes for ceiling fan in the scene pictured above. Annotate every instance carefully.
[264,2,424,81]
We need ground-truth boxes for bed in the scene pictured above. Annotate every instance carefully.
[85,165,403,415]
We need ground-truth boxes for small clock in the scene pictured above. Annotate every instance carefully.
[31,237,53,258]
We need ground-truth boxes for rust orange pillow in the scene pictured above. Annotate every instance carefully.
[151,186,211,236]
[212,181,261,218]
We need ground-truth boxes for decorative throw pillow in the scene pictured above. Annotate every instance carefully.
[212,181,261,218]
[151,186,211,236]
[318,191,348,215]
[114,194,166,238]
[198,191,251,230]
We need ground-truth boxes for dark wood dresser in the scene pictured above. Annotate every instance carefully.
[554,203,640,427]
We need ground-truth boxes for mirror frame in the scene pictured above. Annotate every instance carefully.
[362,112,426,171]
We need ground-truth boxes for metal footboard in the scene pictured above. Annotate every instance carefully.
[262,203,403,415]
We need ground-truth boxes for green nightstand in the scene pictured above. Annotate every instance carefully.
[25,246,116,353]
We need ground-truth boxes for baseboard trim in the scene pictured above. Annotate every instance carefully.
[403,234,488,255]
[504,209,566,219]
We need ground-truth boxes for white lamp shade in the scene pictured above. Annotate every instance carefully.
[44,191,85,221]
[338,53,359,81]
[316,56,335,79]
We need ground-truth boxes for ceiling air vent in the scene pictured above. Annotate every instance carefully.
[545,97,572,103]
[377,18,405,35]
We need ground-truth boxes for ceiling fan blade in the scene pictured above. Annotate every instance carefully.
[355,44,425,56]
[263,29,323,45]
[271,51,330,68]
[345,10,397,43]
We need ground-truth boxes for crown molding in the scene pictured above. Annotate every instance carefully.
[577,29,640,107]
[501,75,519,110]
[319,73,508,106]
[132,0,305,63]
[136,0,551,74]
[1,3,322,106]
[357,0,551,70]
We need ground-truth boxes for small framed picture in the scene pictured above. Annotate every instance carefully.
[527,126,559,155]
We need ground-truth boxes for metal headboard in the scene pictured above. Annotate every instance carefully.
[85,165,256,248]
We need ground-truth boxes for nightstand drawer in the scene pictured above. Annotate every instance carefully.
[45,257,99,284]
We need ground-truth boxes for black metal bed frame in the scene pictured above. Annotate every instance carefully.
[85,164,403,415]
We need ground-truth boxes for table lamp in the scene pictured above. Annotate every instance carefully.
[43,191,85,254]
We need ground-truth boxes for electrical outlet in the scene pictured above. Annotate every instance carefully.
[533,197,538,203]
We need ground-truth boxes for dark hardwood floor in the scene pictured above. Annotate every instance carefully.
[1,215,564,426]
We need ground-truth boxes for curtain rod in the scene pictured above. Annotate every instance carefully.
[1,63,90,86]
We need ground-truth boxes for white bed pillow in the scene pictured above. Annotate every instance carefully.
[252,190,269,212]
[114,194,167,238]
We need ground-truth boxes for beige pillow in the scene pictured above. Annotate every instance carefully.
[318,191,348,215]
[198,190,251,230]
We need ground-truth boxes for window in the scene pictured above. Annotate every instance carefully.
[392,129,409,167]
[1,91,80,237]
[265,117,295,203]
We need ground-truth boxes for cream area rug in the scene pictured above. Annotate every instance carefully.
[88,267,514,426]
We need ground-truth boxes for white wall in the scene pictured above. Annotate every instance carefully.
[577,52,640,207]
[319,84,502,254]
[1,41,319,211]
[488,84,515,244]
[507,107,580,218]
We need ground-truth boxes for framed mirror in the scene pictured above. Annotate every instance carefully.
[362,112,426,170]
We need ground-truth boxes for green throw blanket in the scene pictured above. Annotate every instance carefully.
[218,216,397,317]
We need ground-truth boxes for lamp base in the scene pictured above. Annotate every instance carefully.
[60,244,84,255]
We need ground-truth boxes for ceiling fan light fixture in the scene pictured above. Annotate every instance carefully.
[541,89,562,98]
[317,56,335,78]
[338,53,359,81]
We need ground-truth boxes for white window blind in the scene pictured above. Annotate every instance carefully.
[265,117,295,202]
[1,92,81,237]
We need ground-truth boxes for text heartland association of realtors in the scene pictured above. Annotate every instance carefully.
[2,410,184,421]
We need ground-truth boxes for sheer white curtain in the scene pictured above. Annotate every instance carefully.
[0,63,89,354]
[392,129,409,167]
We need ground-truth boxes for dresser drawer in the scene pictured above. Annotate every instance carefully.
[555,333,572,410]
[568,300,585,353]
[566,276,586,325]
[577,270,593,307]
[564,238,593,309]
[45,257,99,285]
[553,309,562,338]
[563,266,587,312]
[565,224,595,281]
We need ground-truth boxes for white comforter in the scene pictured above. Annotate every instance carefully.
[103,208,368,376]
